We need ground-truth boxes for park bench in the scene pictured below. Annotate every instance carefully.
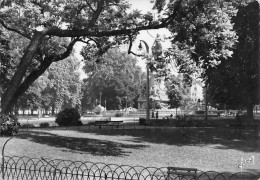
[167,167,197,180]
[95,120,124,129]
[88,120,124,129]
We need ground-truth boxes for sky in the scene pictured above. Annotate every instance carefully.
[77,0,172,79]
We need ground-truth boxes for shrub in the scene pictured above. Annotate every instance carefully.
[0,114,20,136]
[55,108,82,126]
[40,122,49,128]
[115,112,123,117]
[20,123,35,128]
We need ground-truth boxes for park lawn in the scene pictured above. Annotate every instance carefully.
[0,125,259,174]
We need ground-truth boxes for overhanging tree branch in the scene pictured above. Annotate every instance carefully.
[8,38,80,110]
[0,0,184,114]
[88,0,105,27]
[46,0,182,38]
[86,2,95,12]
[1,30,49,114]
[54,38,79,62]
[127,34,143,57]
[80,37,102,49]
[9,57,53,111]
[76,4,87,16]
[47,17,174,38]
[0,18,31,39]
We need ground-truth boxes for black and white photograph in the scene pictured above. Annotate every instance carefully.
[0,0,260,179]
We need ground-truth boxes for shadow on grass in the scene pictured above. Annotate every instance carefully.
[17,130,147,157]
[76,126,260,152]
[247,168,260,176]
[195,170,260,180]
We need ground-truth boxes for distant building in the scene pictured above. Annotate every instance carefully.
[181,79,204,103]
[137,72,204,110]
[177,75,204,110]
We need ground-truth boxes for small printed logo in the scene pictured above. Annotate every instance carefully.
[238,155,255,173]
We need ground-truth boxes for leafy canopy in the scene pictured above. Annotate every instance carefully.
[0,0,254,114]
[81,48,145,110]
[207,1,259,114]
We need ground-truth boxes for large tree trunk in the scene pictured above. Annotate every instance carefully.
[2,56,53,113]
[1,31,46,115]
[1,29,77,116]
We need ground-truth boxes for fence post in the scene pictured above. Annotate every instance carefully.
[1,137,13,180]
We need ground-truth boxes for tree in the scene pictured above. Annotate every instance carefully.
[165,75,181,109]
[40,55,81,114]
[0,0,183,115]
[165,75,194,110]
[16,83,42,114]
[165,1,244,82]
[10,53,81,115]
[81,48,145,111]
[207,1,259,119]
[161,0,259,117]
[0,0,252,115]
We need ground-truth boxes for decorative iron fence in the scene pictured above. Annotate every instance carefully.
[0,156,259,180]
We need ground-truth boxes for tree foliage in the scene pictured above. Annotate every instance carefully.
[81,48,145,111]
[55,107,82,127]
[0,0,254,115]
[13,54,81,114]
[165,75,194,109]
[43,55,81,111]
[165,75,182,109]
[0,0,184,114]
[0,28,12,93]
[207,1,259,118]
[165,0,243,81]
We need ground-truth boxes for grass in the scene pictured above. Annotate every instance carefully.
[0,124,260,175]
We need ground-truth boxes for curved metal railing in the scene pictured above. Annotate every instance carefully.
[0,156,259,180]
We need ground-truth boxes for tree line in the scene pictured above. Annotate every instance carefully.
[0,45,146,115]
